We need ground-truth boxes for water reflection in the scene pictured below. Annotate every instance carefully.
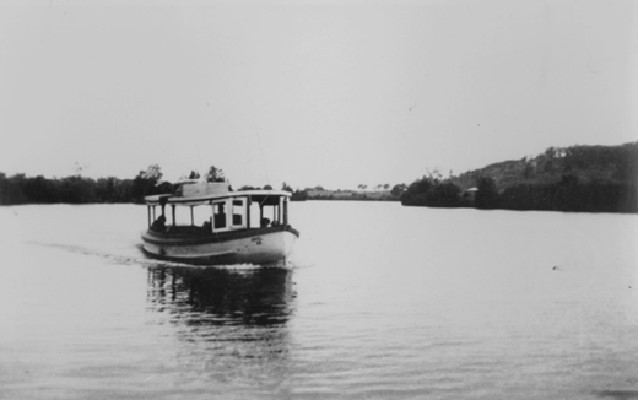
[146,266,296,391]
[146,265,296,326]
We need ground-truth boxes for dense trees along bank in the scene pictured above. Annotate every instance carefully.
[401,143,638,213]
[2,143,636,212]
[0,174,173,205]
[400,175,637,213]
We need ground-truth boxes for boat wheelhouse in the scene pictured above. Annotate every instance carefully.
[140,182,299,265]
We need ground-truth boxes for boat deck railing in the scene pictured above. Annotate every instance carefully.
[151,224,211,235]
[147,224,299,239]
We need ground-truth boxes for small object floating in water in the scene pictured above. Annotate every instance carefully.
[552,265,558,271]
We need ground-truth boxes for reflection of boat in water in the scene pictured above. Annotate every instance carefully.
[141,180,299,265]
[147,266,295,326]
[147,266,295,382]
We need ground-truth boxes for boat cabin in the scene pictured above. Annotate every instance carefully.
[144,182,291,235]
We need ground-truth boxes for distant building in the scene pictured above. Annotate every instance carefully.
[546,147,569,158]
[306,189,334,197]
[305,187,395,200]
[358,189,392,199]
[333,190,357,199]
[464,187,478,202]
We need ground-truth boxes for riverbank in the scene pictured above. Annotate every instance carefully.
[0,175,172,205]
[400,142,638,213]
[399,176,637,213]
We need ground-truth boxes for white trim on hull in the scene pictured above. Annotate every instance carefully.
[141,229,296,265]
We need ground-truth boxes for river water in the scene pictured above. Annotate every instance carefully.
[0,202,637,399]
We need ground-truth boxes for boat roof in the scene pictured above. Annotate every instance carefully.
[144,189,292,206]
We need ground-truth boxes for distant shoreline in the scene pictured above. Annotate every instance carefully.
[3,200,637,216]
[2,142,636,213]
[294,196,399,202]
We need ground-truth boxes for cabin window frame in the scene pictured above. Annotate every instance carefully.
[211,200,229,232]
[231,197,248,229]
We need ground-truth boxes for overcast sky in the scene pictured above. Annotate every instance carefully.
[0,0,636,189]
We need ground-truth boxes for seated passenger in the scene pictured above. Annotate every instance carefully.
[151,215,166,231]
[260,217,270,228]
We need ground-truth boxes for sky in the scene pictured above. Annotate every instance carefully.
[0,0,636,189]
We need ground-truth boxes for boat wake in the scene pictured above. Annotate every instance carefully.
[26,240,163,267]
[26,241,297,270]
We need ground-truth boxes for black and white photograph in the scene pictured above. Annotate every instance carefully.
[0,0,637,399]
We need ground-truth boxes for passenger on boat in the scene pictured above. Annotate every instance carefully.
[261,217,270,228]
[151,215,166,231]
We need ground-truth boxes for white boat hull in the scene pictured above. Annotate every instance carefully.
[141,227,297,265]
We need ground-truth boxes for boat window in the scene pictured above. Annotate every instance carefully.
[232,199,245,227]
[213,202,226,229]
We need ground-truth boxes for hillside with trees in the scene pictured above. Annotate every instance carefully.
[451,142,638,191]
[401,142,638,212]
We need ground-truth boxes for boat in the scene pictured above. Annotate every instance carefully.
[141,180,299,265]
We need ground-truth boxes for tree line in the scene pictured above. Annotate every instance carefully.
[399,179,472,207]
[0,173,172,205]
[402,142,638,213]
[475,175,637,212]
[400,175,637,213]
